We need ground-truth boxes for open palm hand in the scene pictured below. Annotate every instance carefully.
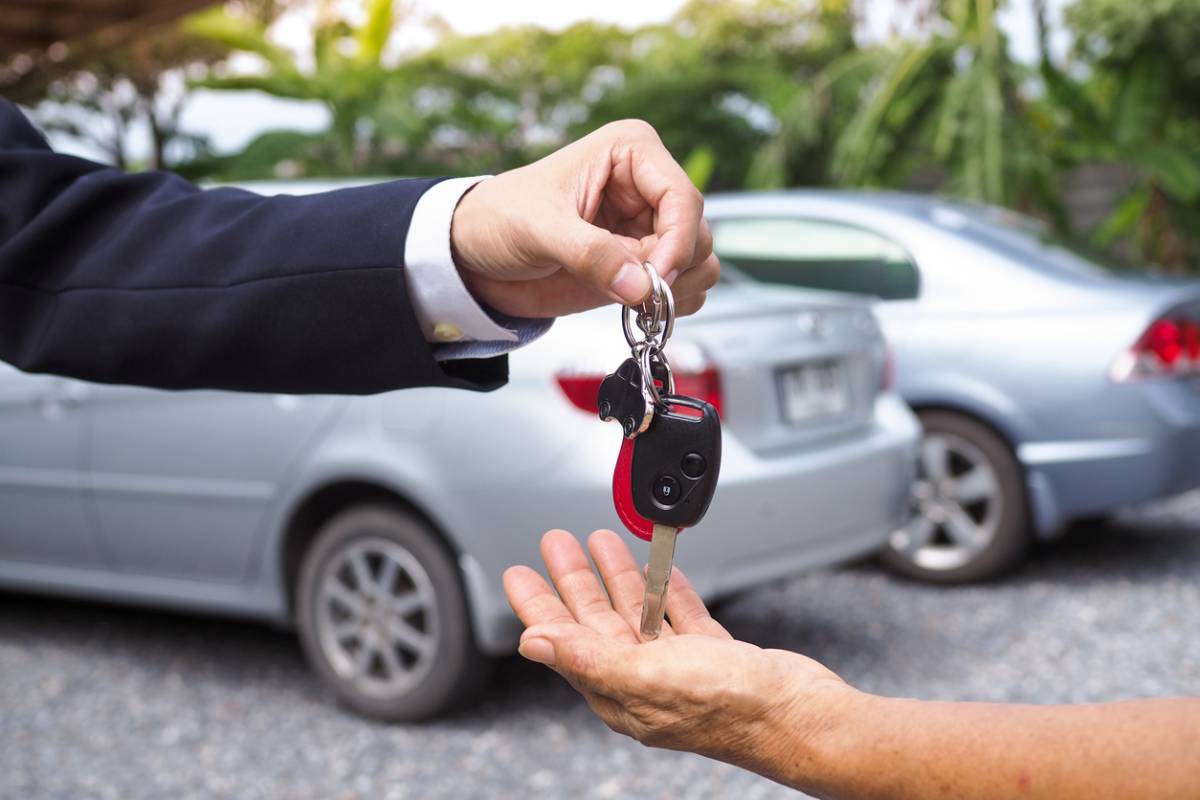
[503,530,850,770]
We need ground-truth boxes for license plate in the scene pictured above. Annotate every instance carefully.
[778,361,848,423]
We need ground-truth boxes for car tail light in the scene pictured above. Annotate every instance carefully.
[555,373,605,414]
[555,347,724,418]
[673,367,723,415]
[880,345,894,393]
[1111,315,1200,381]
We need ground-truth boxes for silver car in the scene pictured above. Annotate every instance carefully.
[0,183,919,720]
[708,190,1200,583]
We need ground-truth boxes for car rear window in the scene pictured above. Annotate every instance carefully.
[712,217,920,300]
[928,202,1129,280]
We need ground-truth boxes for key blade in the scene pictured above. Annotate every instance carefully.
[639,523,678,641]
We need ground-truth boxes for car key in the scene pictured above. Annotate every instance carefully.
[600,261,721,640]
[613,396,721,639]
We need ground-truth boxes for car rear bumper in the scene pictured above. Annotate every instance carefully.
[692,393,919,599]
[462,393,920,654]
[1020,380,1200,535]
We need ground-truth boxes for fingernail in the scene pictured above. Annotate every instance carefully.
[664,269,679,286]
[518,637,556,666]
[611,262,650,304]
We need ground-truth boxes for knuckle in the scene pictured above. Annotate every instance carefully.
[574,233,610,273]
[613,118,658,140]
[680,605,711,629]
[564,646,599,683]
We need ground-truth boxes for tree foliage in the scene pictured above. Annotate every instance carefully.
[7,0,1199,269]
[0,28,229,169]
[1056,0,1200,269]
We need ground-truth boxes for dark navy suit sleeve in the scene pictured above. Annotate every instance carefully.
[0,98,507,394]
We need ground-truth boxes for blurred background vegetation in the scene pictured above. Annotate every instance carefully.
[2,0,1198,271]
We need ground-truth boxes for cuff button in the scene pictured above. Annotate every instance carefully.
[433,322,464,342]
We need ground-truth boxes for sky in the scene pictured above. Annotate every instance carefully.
[49,0,1070,163]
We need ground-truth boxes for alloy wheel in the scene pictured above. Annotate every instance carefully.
[314,536,440,699]
[889,432,1003,572]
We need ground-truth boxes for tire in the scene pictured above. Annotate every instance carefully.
[879,410,1030,584]
[295,505,487,721]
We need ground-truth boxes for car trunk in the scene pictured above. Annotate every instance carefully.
[671,283,884,457]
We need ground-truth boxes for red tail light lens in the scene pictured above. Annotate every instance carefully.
[1183,320,1200,362]
[1112,315,1200,381]
[1144,319,1183,367]
[673,367,723,416]
[555,367,724,418]
[555,374,605,414]
[880,345,894,392]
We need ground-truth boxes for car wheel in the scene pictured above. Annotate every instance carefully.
[295,505,487,721]
[880,411,1029,583]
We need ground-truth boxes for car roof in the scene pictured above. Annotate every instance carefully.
[704,188,967,219]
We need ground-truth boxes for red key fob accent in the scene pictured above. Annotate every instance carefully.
[612,436,654,541]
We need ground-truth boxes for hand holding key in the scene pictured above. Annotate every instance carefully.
[450,119,719,318]
[503,531,850,773]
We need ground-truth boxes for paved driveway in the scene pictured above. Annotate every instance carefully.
[2,492,1198,799]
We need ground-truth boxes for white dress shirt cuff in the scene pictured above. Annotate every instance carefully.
[404,175,518,346]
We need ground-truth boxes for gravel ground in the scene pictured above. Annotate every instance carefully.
[2,492,1199,799]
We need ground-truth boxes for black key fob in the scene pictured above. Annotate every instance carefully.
[630,395,721,528]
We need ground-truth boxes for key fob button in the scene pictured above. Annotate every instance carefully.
[653,475,681,507]
[680,452,706,479]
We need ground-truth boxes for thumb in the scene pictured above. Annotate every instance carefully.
[520,623,639,696]
[552,218,650,305]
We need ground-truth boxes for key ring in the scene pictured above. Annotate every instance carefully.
[622,261,675,351]
[634,340,675,406]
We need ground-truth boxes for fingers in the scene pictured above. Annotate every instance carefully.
[555,217,650,305]
[502,564,575,628]
[587,530,673,637]
[671,251,718,317]
[635,232,717,318]
[541,530,639,642]
[627,142,704,281]
[671,251,719,296]
[663,566,732,639]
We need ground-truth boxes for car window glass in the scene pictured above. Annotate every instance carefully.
[712,217,920,300]
[930,202,1128,280]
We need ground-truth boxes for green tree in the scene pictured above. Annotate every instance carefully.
[1055,0,1200,270]
[378,0,860,190]
[186,0,400,174]
[0,26,230,170]
[823,0,1062,220]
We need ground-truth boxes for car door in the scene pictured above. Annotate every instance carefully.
[84,386,341,583]
[0,363,101,567]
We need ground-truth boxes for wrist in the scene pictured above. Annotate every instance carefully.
[449,178,490,280]
[751,655,876,795]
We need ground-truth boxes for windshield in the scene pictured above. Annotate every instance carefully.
[928,201,1136,280]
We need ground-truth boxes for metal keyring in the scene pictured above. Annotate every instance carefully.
[625,262,664,345]
[622,262,675,351]
[636,266,665,337]
[636,340,675,405]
